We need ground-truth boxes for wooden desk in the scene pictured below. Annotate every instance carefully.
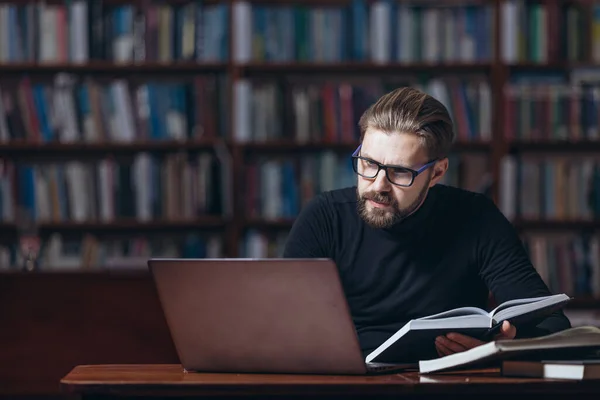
[61,364,600,400]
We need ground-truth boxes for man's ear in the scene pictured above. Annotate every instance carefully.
[428,158,448,188]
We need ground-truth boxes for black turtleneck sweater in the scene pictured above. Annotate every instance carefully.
[283,184,571,359]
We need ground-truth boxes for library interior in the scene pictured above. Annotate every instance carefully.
[2,0,600,398]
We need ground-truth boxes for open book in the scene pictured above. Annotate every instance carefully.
[419,326,600,373]
[365,293,571,364]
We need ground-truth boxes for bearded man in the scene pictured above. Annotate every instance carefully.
[283,87,571,362]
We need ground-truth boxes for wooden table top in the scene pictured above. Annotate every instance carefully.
[60,364,600,398]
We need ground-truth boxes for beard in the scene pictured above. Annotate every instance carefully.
[356,178,431,229]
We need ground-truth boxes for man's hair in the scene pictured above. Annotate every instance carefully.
[358,87,455,160]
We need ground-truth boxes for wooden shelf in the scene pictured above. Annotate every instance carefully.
[245,218,295,229]
[0,268,151,277]
[238,62,492,75]
[513,219,600,231]
[507,61,600,71]
[0,0,225,4]
[0,140,490,156]
[0,62,227,74]
[506,62,571,71]
[103,0,225,4]
[36,218,227,232]
[0,223,16,237]
[242,0,496,6]
[240,141,359,152]
[451,141,493,151]
[509,141,600,153]
[239,140,491,152]
[0,140,222,157]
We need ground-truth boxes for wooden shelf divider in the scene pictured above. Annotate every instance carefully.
[0,62,228,74]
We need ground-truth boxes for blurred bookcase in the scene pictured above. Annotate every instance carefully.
[0,0,596,304]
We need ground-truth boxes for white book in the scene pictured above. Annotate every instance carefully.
[133,153,152,222]
[232,1,252,63]
[70,1,89,63]
[98,159,114,222]
[370,1,390,64]
[420,325,600,374]
[293,88,310,143]
[397,4,412,62]
[365,293,571,364]
[234,80,251,143]
[111,80,136,142]
[423,8,438,63]
[499,155,517,220]
[479,80,492,140]
[65,162,88,222]
[0,6,8,63]
[207,236,222,258]
[34,167,51,222]
[501,0,518,63]
[502,359,600,380]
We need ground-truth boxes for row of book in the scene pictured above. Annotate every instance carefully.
[0,232,223,271]
[501,0,591,63]
[233,77,492,144]
[0,74,227,143]
[0,152,494,226]
[2,153,226,223]
[14,70,600,146]
[0,229,287,270]
[240,230,288,259]
[504,72,600,142]
[500,156,600,221]
[4,229,600,277]
[0,0,228,63]
[243,153,491,220]
[441,154,491,196]
[244,153,354,220]
[2,0,598,65]
[523,233,600,297]
[233,1,494,63]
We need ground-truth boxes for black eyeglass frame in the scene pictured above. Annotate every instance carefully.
[351,144,438,187]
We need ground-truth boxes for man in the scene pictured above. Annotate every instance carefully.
[283,87,571,361]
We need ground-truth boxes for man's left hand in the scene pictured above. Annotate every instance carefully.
[435,321,517,357]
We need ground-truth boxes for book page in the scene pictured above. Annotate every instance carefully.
[418,307,488,320]
[498,326,600,350]
[489,294,559,317]
[491,294,569,321]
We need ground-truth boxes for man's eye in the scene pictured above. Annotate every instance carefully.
[391,168,409,175]
[365,160,376,166]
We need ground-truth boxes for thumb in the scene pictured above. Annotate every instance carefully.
[501,321,517,339]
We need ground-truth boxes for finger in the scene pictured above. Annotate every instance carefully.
[435,339,454,357]
[436,344,444,357]
[495,321,517,339]
[437,335,469,353]
[446,332,485,349]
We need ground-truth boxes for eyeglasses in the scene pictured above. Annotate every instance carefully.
[351,145,437,187]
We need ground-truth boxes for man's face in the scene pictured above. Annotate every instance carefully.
[356,127,445,229]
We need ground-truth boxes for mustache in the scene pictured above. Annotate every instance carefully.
[361,191,395,206]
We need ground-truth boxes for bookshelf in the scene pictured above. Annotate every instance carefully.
[0,0,595,293]
[0,1,599,397]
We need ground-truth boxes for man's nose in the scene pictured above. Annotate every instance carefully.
[371,168,391,191]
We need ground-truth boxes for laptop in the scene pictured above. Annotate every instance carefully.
[148,258,415,375]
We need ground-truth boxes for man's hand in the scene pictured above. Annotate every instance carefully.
[435,321,517,357]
